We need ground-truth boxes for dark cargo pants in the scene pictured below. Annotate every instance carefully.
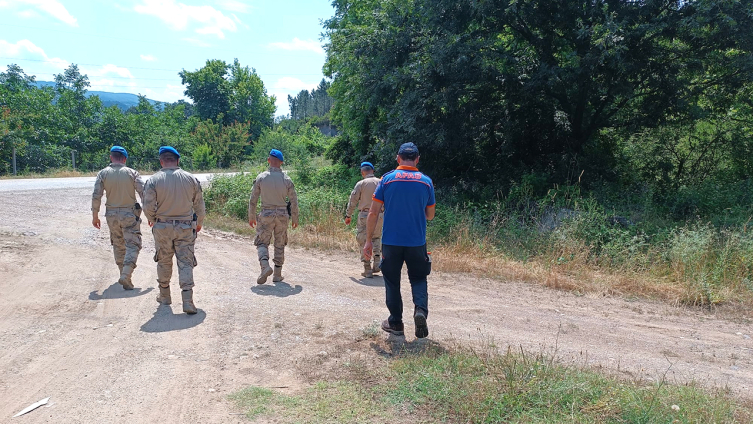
[380,244,430,326]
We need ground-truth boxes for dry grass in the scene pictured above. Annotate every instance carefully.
[205,212,753,317]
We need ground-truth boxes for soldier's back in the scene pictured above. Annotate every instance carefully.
[100,164,138,208]
[150,168,200,220]
[257,168,290,209]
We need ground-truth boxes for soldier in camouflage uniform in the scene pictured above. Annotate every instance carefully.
[92,146,145,290]
[143,146,206,314]
[248,149,299,285]
[344,161,383,278]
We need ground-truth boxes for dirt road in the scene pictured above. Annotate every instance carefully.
[1,181,752,422]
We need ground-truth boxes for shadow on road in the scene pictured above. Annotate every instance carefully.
[251,280,303,297]
[370,333,446,358]
[349,276,384,287]
[89,283,154,301]
[140,305,206,333]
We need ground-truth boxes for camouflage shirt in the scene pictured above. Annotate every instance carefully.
[91,163,145,212]
[143,166,206,226]
[248,167,299,225]
[345,174,381,217]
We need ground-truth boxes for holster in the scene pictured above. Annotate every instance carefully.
[134,202,142,219]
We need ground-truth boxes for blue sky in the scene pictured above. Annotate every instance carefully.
[0,0,335,116]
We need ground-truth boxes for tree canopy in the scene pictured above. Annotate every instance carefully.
[180,59,276,139]
[323,0,753,192]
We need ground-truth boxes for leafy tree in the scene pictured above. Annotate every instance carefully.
[228,59,277,139]
[192,118,249,168]
[180,59,231,124]
[323,0,753,191]
[180,59,276,140]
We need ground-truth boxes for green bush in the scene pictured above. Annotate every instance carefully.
[193,144,215,170]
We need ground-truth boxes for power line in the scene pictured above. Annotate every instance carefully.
[16,71,180,81]
[0,23,215,50]
[0,57,179,72]
[0,22,330,62]
[0,57,326,76]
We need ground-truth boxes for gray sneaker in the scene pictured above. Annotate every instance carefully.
[381,319,404,336]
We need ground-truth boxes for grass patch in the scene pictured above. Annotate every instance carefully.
[231,344,750,423]
[229,382,395,423]
[203,160,753,315]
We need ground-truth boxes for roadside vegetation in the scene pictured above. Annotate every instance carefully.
[230,340,751,423]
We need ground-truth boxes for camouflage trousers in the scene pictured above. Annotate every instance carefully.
[357,211,383,263]
[152,220,197,290]
[105,209,142,276]
[254,210,289,266]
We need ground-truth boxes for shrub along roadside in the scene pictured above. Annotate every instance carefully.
[204,164,753,313]
[229,343,749,423]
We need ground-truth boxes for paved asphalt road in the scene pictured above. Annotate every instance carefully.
[0,173,227,192]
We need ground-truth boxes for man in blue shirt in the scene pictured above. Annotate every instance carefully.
[363,142,436,338]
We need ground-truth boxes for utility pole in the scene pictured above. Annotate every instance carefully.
[71,150,76,170]
[12,145,17,175]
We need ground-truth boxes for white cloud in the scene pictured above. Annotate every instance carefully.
[0,39,139,91]
[84,64,135,79]
[0,39,69,70]
[273,76,318,93]
[17,9,40,18]
[134,0,237,39]
[216,0,251,13]
[140,54,157,62]
[269,38,324,55]
[270,77,320,116]
[0,0,78,26]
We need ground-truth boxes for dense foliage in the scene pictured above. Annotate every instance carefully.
[323,0,753,195]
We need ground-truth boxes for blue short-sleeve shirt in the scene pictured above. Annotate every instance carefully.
[373,165,436,247]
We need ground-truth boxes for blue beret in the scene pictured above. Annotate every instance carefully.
[159,146,180,158]
[269,149,284,162]
[398,142,419,156]
[110,146,128,158]
[360,161,374,169]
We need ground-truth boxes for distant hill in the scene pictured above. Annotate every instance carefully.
[34,81,164,111]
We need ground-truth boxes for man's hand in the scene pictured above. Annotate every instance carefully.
[92,216,101,229]
[196,225,202,232]
[363,240,373,261]
[344,216,351,225]
[249,219,257,228]
[292,222,298,229]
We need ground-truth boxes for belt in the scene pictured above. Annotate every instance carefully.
[156,218,192,224]
[106,206,134,211]
[360,208,370,212]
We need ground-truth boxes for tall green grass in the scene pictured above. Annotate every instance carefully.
[205,158,753,307]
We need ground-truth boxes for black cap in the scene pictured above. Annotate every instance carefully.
[398,142,419,156]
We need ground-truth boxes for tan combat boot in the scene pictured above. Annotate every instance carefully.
[372,255,381,274]
[118,265,135,290]
[361,262,373,278]
[272,265,284,282]
[182,289,197,314]
[257,260,273,285]
[156,286,172,305]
